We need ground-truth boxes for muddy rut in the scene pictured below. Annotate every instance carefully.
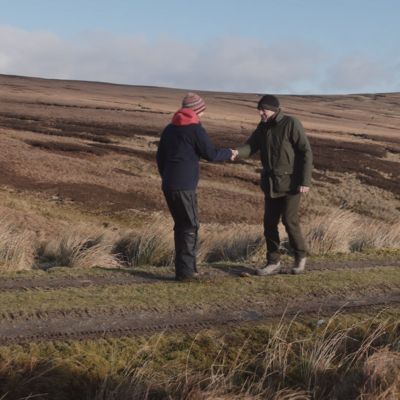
[0,259,399,344]
[1,258,399,292]
[0,292,399,345]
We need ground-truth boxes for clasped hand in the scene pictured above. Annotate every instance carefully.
[230,149,239,161]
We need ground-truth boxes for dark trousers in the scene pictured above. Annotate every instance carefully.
[264,193,307,263]
[163,190,199,279]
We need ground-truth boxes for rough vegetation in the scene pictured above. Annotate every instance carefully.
[0,74,399,399]
[0,312,399,399]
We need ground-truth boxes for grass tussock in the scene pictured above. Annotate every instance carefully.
[37,226,121,269]
[199,223,263,263]
[0,312,399,399]
[112,208,400,267]
[350,220,400,252]
[0,216,35,271]
[0,204,399,272]
[305,209,400,255]
[113,214,174,267]
[361,348,400,399]
[304,209,360,254]
[113,218,263,267]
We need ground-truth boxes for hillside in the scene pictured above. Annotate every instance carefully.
[0,74,399,229]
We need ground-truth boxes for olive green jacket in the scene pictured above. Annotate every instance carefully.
[238,111,313,198]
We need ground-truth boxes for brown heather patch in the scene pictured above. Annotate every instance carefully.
[0,111,158,141]
[25,139,108,156]
[112,168,139,177]
[39,130,115,143]
[197,185,263,223]
[309,136,400,195]
[24,138,157,162]
[21,99,170,114]
[311,171,341,184]
[90,143,157,161]
[309,136,388,157]
[352,132,400,145]
[301,174,400,223]
[200,161,260,188]
[0,159,265,224]
[0,161,163,214]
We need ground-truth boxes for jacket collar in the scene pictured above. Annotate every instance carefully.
[275,109,284,122]
[261,110,284,126]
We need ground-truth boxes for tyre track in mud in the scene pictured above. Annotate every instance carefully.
[0,292,399,345]
[1,258,399,292]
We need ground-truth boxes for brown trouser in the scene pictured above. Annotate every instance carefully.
[264,193,307,263]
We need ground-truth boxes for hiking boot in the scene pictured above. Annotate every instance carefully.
[255,261,281,276]
[292,257,306,275]
[175,272,200,282]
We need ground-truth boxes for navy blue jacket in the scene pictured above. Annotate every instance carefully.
[156,108,232,192]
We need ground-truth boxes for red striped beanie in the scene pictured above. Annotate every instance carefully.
[182,92,206,114]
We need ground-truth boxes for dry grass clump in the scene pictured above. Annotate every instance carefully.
[350,221,400,252]
[0,202,398,272]
[110,207,400,268]
[304,209,360,254]
[74,315,400,399]
[361,349,400,399]
[0,216,35,271]
[304,209,400,255]
[112,218,263,267]
[113,214,174,267]
[199,223,263,263]
[37,226,120,269]
[0,313,399,399]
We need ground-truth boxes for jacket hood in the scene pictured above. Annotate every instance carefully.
[172,108,200,126]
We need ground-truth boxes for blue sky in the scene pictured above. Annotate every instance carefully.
[0,0,399,94]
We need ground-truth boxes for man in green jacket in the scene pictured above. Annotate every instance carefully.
[237,95,313,275]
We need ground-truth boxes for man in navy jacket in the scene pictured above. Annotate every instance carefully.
[157,92,236,281]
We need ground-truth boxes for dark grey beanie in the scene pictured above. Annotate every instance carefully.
[257,95,280,111]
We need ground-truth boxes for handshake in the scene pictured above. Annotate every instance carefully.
[230,149,239,161]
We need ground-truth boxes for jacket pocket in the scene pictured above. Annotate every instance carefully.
[272,169,293,193]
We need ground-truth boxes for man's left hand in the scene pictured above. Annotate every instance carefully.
[298,186,310,193]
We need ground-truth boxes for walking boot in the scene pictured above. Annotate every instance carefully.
[175,272,200,282]
[292,257,306,275]
[255,261,281,276]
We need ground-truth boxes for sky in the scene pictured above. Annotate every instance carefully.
[0,0,399,94]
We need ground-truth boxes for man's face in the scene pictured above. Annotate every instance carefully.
[259,108,276,122]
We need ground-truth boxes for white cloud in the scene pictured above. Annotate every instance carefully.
[323,56,398,93]
[0,25,397,94]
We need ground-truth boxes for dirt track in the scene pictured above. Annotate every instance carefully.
[0,291,398,346]
[0,258,399,292]
[0,259,399,345]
